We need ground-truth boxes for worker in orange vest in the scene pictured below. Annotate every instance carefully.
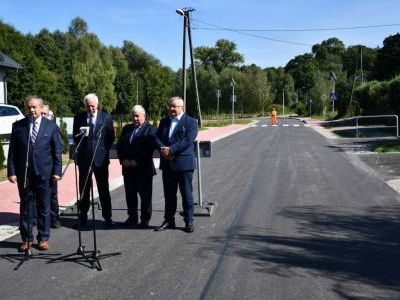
[271,107,278,125]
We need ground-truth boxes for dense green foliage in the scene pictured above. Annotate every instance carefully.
[1,17,400,120]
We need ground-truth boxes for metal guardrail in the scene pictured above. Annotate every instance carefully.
[324,114,399,138]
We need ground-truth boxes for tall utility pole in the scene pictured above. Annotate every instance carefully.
[176,7,202,127]
[231,78,236,124]
[360,45,364,83]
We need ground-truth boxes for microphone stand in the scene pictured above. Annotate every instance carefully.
[86,122,121,271]
[3,118,60,270]
[48,130,95,268]
[50,122,120,271]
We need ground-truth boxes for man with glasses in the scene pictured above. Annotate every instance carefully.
[155,96,198,233]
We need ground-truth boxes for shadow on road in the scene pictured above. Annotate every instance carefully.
[201,205,400,298]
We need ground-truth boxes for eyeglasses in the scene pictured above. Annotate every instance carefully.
[168,105,182,108]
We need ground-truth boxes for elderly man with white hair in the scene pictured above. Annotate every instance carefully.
[73,93,115,227]
[117,104,156,228]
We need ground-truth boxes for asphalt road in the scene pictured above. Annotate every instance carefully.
[1,118,399,299]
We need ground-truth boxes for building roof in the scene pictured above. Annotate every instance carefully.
[0,51,22,70]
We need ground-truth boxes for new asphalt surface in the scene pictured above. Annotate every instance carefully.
[0,118,399,299]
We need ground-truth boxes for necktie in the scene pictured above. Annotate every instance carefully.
[129,127,139,144]
[31,120,38,145]
[88,114,94,136]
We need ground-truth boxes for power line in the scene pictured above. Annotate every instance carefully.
[193,19,312,47]
[193,22,400,32]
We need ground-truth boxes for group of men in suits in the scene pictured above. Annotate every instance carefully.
[7,94,198,252]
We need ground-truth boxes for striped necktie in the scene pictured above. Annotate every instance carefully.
[31,119,38,145]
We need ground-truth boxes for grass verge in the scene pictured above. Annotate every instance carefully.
[372,144,400,153]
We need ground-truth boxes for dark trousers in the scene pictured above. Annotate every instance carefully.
[162,169,194,224]
[18,172,51,242]
[33,181,58,223]
[50,182,59,222]
[123,174,153,222]
[78,163,112,221]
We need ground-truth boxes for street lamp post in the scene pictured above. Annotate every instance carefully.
[329,72,337,113]
[216,89,221,121]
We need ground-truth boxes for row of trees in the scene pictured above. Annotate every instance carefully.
[1,17,400,120]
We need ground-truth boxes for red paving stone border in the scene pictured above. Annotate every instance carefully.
[0,124,249,227]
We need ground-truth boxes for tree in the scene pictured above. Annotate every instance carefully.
[285,53,318,92]
[194,39,244,72]
[110,47,136,114]
[69,32,117,112]
[68,17,88,38]
[374,33,400,80]
[142,64,174,123]
[312,37,345,73]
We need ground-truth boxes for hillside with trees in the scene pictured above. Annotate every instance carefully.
[1,17,400,120]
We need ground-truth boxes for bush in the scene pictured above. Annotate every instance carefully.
[59,118,69,154]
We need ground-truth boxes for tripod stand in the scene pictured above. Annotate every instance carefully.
[2,117,60,270]
[49,123,120,271]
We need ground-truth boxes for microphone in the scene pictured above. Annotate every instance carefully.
[75,126,90,137]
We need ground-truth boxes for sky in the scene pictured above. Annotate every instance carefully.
[2,0,400,71]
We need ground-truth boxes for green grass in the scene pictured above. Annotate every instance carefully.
[202,119,253,127]
[372,144,400,153]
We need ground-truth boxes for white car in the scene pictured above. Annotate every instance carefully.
[0,104,25,136]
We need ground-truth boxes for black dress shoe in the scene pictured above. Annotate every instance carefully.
[120,217,138,227]
[155,221,176,231]
[138,220,149,228]
[185,222,194,233]
[104,219,115,228]
[51,219,61,229]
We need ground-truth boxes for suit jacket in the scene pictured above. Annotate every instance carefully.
[117,122,156,177]
[73,110,115,168]
[156,113,198,171]
[7,117,63,181]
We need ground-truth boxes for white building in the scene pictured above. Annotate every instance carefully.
[0,51,22,104]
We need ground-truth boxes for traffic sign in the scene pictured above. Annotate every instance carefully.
[330,92,337,101]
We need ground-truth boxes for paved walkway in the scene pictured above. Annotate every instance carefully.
[0,124,249,239]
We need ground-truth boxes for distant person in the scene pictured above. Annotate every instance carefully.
[73,93,115,227]
[271,107,278,125]
[117,105,156,228]
[155,96,198,233]
[7,96,62,251]
[42,104,61,229]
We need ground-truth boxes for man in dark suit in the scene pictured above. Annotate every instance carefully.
[7,96,62,251]
[117,105,156,228]
[73,93,115,227]
[155,96,198,233]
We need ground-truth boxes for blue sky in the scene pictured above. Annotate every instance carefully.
[2,0,400,70]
